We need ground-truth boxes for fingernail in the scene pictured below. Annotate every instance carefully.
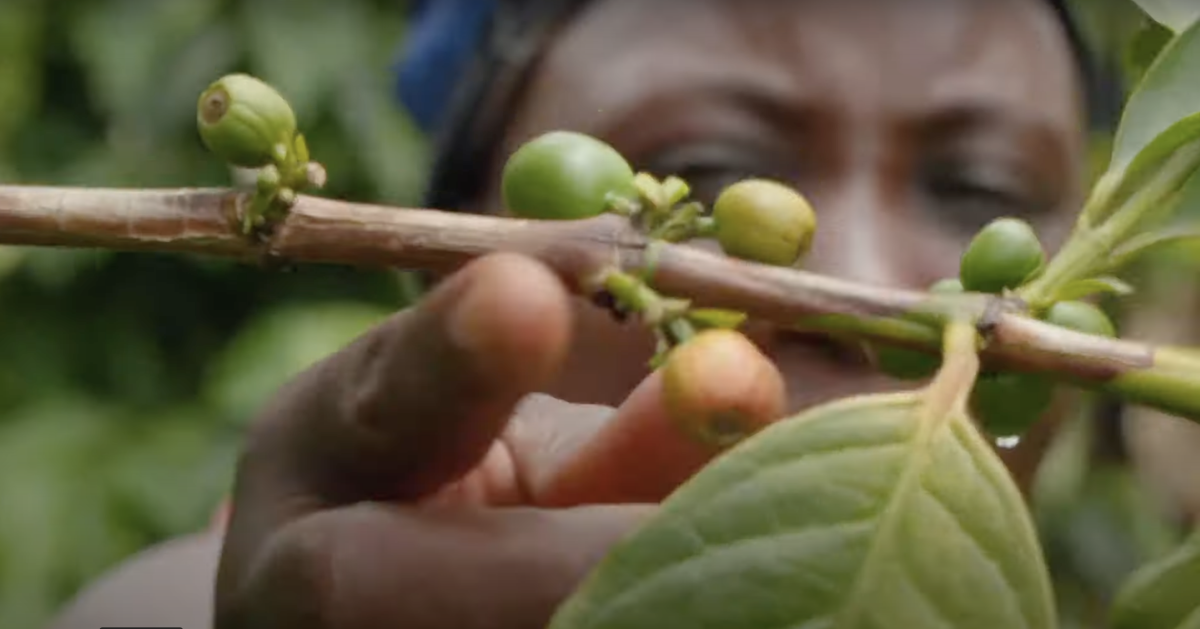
[441,254,569,390]
[447,276,491,356]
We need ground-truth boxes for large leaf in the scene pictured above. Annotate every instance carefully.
[548,389,1056,629]
[1126,18,1178,90]
[1131,0,1200,33]
[1110,528,1200,629]
[1103,19,1200,201]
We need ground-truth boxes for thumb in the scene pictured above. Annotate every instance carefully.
[218,253,576,621]
[237,253,574,510]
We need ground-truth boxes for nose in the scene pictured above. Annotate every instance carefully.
[800,174,920,290]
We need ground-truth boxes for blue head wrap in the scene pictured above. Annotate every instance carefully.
[393,0,499,134]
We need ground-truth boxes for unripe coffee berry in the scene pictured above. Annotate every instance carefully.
[875,278,964,381]
[712,179,817,267]
[959,217,1045,294]
[929,278,964,294]
[971,371,1055,438]
[1043,300,1116,338]
[501,131,636,220]
[197,74,297,168]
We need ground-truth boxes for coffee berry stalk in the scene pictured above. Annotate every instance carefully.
[197,73,327,236]
[500,130,817,268]
[500,130,820,368]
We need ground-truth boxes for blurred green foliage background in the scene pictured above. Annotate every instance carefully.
[0,0,1191,628]
[0,0,428,626]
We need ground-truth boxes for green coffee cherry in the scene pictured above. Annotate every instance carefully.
[197,74,297,168]
[712,179,817,267]
[1043,300,1116,338]
[876,345,942,381]
[959,217,1045,294]
[875,278,964,380]
[501,131,636,220]
[929,278,964,294]
[971,371,1055,438]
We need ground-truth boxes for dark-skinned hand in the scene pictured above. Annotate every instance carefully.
[213,252,788,629]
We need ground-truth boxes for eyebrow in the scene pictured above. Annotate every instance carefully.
[713,80,1075,164]
[919,102,1068,145]
[595,67,1075,180]
[915,101,1077,187]
[592,75,812,157]
[622,77,832,138]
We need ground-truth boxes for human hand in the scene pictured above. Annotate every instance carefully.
[213,252,787,629]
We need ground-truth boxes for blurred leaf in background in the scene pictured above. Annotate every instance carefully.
[0,0,428,627]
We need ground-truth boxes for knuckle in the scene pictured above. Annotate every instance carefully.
[218,514,339,629]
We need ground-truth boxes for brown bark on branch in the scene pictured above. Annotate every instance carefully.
[0,185,941,315]
[0,184,1185,414]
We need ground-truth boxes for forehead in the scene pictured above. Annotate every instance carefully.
[504,0,1083,154]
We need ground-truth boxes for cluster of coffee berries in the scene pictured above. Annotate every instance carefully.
[500,131,816,268]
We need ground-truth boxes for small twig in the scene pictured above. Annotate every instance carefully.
[0,184,1197,421]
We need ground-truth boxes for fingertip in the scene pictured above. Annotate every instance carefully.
[447,253,573,392]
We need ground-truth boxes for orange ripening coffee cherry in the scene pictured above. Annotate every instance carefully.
[661,329,786,448]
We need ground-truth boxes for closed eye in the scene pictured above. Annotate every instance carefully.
[636,141,793,207]
[920,161,1049,234]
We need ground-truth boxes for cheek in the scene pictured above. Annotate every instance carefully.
[877,214,976,289]
[903,222,975,286]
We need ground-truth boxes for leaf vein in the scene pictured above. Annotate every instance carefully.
[828,397,937,628]
[581,516,878,628]
[669,439,910,523]
[917,485,1023,622]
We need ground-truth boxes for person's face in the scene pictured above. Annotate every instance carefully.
[473,0,1088,413]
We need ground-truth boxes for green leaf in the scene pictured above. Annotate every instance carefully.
[1110,224,1200,270]
[1130,0,1200,33]
[332,73,430,205]
[241,0,376,122]
[548,390,1056,629]
[1101,19,1200,207]
[204,302,391,422]
[1056,277,1136,302]
[69,0,220,122]
[0,398,136,629]
[1126,18,1178,88]
[105,412,238,537]
[1110,528,1200,629]
[0,0,43,145]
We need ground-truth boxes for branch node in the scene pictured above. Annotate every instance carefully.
[978,294,1027,341]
